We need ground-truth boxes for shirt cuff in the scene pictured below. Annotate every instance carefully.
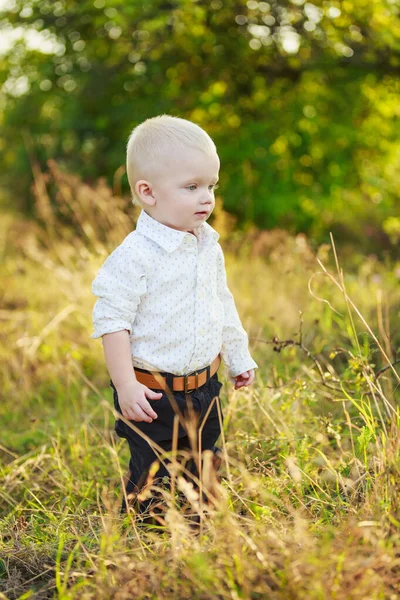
[90,322,132,339]
[221,352,259,382]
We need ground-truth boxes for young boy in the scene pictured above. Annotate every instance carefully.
[90,115,258,519]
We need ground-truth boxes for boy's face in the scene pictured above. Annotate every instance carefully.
[136,147,220,233]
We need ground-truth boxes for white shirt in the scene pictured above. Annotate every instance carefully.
[90,209,258,382]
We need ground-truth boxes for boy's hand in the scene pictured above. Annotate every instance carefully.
[116,379,162,423]
[234,369,255,390]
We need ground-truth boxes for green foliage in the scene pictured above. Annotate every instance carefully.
[0,0,400,251]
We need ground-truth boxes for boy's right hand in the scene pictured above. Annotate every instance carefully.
[116,380,162,423]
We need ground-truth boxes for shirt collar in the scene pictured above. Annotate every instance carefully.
[136,209,220,253]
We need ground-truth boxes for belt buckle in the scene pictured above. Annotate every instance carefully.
[184,370,199,394]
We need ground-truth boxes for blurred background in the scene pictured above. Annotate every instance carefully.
[1,0,399,256]
[1,3,400,597]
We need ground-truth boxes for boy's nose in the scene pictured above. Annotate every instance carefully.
[201,199,213,209]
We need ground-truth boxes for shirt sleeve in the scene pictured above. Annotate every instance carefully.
[90,242,147,340]
[216,243,258,381]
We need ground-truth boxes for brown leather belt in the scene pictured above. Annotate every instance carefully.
[133,354,221,393]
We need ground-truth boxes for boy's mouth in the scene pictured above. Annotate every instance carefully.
[195,211,209,217]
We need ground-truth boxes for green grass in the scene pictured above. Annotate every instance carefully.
[1,167,400,599]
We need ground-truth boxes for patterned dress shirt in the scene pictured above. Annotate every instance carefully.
[90,209,258,382]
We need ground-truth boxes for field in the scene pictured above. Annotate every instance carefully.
[1,167,400,599]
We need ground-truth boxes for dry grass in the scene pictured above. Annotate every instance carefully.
[1,161,400,599]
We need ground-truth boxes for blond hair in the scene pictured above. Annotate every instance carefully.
[126,114,217,207]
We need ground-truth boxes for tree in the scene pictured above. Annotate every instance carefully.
[1,0,399,248]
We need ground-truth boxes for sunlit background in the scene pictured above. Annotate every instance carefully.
[1,2,400,598]
[1,0,400,254]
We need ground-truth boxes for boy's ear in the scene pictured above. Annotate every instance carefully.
[135,180,156,206]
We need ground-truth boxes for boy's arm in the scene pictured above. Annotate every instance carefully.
[216,243,258,382]
[102,329,162,421]
[102,330,137,387]
[90,242,146,340]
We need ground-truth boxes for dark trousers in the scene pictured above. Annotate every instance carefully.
[110,369,224,515]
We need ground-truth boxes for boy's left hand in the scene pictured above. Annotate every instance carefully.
[234,369,255,390]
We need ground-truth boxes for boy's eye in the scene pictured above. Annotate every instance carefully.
[186,184,219,191]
